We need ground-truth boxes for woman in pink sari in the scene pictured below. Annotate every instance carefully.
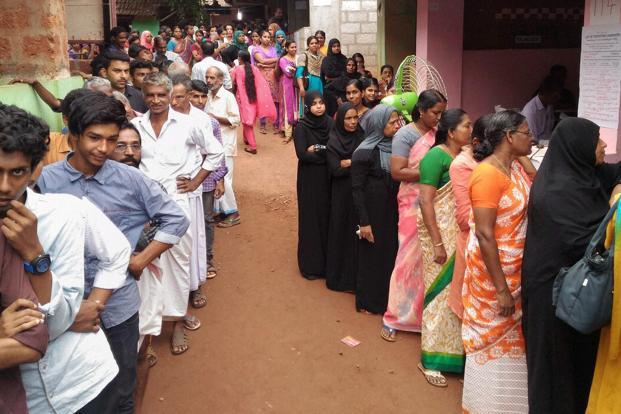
[380,90,447,341]
[253,30,281,134]
[279,40,298,143]
[231,50,277,154]
[140,30,154,51]
[447,115,490,318]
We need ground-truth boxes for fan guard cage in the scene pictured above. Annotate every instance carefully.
[394,55,448,99]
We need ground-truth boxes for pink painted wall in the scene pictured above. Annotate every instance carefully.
[416,0,464,106]
[461,49,581,120]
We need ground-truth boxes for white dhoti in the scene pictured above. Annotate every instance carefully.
[160,194,192,318]
[188,192,207,291]
[214,155,238,215]
[137,259,164,349]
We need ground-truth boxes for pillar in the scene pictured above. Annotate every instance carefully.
[416,0,464,106]
[0,0,70,84]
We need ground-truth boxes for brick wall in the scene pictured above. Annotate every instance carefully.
[0,0,70,84]
[296,0,379,74]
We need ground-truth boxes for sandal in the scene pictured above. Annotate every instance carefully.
[190,288,207,309]
[207,268,217,279]
[183,314,202,331]
[217,215,241,228]
[357,308,373,315]
[282,137,292,144]
[380,325,397,342]
[146,344,158,367]
[259,126,267,134]
[171,327,189,355]
[418,363,448,388]
[244,147,257,154]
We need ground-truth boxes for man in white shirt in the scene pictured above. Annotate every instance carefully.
[0,104,130,413]
[205,66,242,227]
[191,41,232,90]
[131,72,224,355]
[521,77,561,143]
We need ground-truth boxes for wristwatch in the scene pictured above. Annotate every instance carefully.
[23,254,52,275]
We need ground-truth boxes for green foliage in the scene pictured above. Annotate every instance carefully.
[167,0,209,24]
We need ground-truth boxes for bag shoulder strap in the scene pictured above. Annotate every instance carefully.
[586,199,620,257]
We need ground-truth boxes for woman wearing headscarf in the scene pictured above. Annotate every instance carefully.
[140,30,154,51]
[522,118,619,414]
[351,105,401,314]
[222,30,248,66]
[325,103,365,292]
[320,39,347,84]
[294,91,334,279]
[274,29,287,56]
[253,29,281,134]
[296,36,324,115]
[417,109,471,387]
[461,110,534,413]
[324,58,360,116]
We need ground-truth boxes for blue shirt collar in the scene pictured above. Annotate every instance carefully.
[62,154,113,185]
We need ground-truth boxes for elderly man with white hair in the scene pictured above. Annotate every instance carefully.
[167,61,191,77]
[131,72,224,355]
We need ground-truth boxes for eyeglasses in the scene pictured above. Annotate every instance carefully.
[512,129,533,137]
[114,143,141,152]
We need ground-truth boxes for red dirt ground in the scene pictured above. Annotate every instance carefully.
[142,130,462,413]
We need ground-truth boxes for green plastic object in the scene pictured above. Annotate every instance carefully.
[381,92,418,123]
[0,76,84,132]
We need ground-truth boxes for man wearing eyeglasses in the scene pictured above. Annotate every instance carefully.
[37,91,189,413]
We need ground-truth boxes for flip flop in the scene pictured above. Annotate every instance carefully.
[418,363,448,388]
[146,344,158,367]
[190,288,207,309]
[183,314,202,331]
[380,325,397,342]
[244,147,257,154]
[207,269,217,279]
[217,216,241,228]
[171,328,189,355]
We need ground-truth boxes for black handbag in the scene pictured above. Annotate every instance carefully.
[552,200,618,334]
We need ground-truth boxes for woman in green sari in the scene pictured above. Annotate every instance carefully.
[417,109,472,387]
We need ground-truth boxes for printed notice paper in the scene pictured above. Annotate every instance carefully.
[578,24,621,129]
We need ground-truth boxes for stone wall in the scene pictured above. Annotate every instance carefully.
[0,0,70,84]
[294,0,379,73]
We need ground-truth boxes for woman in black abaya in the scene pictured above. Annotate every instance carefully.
[294,91,334,279]
[351,104,401,313]
[522,117,621,414]
[325,103,365,292]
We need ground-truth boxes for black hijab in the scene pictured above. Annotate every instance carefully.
[300,91,332,143]
[327,102,365,159]
[320,39,347,80]
[522,117,619,293]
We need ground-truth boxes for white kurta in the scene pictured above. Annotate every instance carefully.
[205,87,241,215]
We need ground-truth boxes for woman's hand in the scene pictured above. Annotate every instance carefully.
[359,225,375,243]
[307,145,316,153]
[340,159,351,168]
[496,288,515,317]
[299,88,306,98]
[433,244,447,264]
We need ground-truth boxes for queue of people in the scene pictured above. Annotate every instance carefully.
[4,13,621,414]
[294,82,621,413]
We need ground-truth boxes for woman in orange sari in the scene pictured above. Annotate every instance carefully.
[462,110,534,413]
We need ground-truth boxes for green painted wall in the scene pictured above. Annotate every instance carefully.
[0,76,85,132]
[131,18,160,36]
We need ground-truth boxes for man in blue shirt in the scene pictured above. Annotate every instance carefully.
[39,91,189,413]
